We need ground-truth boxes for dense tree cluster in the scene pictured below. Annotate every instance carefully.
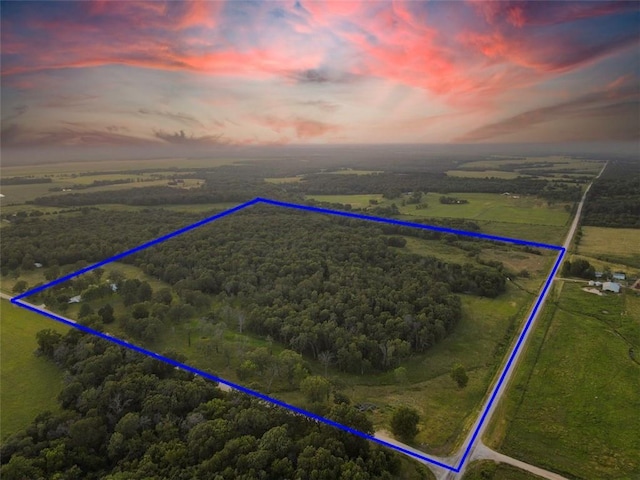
[131,208,505,372]
[0,210,201,274]
[1,330,405,480]
[561,259,595,279]
[289,172,582,202]
[1,176,52,185]
[582,172,640,228]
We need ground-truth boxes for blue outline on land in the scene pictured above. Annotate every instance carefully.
[11,197,565,473]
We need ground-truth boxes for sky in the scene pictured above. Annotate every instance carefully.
[1,0,639,162]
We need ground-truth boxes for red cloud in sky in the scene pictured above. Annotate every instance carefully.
[1,0,638,146]
[257,116,340,140]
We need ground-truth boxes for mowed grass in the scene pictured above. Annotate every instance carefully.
[486,283,640,479]
[579,227,640,265]
[1,299,68,440]
[463,460,545,480]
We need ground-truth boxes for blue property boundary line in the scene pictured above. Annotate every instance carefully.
[11,197,565,473]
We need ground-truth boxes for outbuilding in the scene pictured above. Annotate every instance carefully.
[602,282,621,294]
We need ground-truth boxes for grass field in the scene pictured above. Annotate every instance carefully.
[308,192,571,227]
[485,282,640,479]
[462,461,545,480]
[1,299,68,440]
[578,227,640,267]
[456,157,603,176]
[0,157,239,177]
[0,176,203,204]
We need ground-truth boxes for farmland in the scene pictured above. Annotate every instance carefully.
[0,299,68,440]
[485,282,640,479]
[578,226,640,267]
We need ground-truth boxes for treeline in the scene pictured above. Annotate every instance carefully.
[28,163,583,208]
[131,208,505,372]
[582,173,640,228]
[289,172,582,202]
[0,176,52,186]
[47,178,143,192]
[0,209,202,273]
[33,185,258,207]
[0,329,406,480]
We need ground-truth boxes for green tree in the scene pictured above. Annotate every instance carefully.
[98,303,115,323]
[12,280,28,294]
[390,406,420,442]
[450,363,469,389]
[78,303,94,319]
[300,375,331,404]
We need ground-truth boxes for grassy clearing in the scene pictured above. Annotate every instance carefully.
[1,299,68,440]
[485,283,640,479]
[579,227,640,266]
[309,192,571,227]
[476,221,567,246]
[463,461,545,480]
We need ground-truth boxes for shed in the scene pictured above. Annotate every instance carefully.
[68,295,82,304]
[602,282,621,294]
[612,272,626,281]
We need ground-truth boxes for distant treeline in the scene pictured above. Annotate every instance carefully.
[287,172,582,202]
[1,176,52,186]
[582,161,640,228]
[32,168,582,207]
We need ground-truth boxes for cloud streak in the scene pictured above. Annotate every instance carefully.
[1,1,638,148]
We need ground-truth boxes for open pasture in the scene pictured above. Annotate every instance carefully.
[1,157,238,177]
[308,192,571,227]
[486,283,640,479]
[579,227,640,261]
[1,299,68,440]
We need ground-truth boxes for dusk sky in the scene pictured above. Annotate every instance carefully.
[1,1,639,161]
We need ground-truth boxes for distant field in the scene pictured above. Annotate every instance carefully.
[308,192,571,227]
[486,282,640,479]
[446,170,527,180]
[0,176,203,204]
[325,169,383,175]
[0,157,238,176]
[1,299,68,440]
[579,227,640,261]
[456,156,602,175]
[264,176,303,184]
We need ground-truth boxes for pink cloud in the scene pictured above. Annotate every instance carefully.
[257,116,340,139]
